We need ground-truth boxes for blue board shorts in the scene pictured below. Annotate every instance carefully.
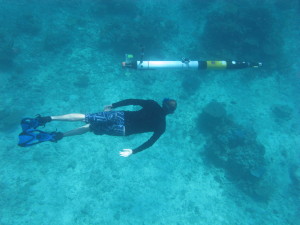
[85,111,125,136]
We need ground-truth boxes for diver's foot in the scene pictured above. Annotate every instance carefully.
[36,115,52,127]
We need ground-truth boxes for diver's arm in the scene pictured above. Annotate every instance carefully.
[119,132,162,157]
[111,99,152,109]
[133,131,162,154]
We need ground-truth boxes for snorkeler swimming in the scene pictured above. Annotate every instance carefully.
[18,98,177,157]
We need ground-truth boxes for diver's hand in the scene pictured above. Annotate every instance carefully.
[104,105,113,111]
[120,149,133,157]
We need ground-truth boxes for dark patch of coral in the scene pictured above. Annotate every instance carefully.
[73,75,90,88]
[289,165,300,191]
[98,16,178,55]
[0,34,18,71]
[271,104,293,122]
[198,100,268,200]
[90,0,138,17]
[15,14,41,36]
[43,31,72,53]
[202,8,272,58]
[197,101,231,135]
[0,109,24,132]
[181,74,202,96]
[197,5,283,71]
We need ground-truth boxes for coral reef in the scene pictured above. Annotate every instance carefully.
[198,5,282,70]
[197,100,230,135]
[204,125,265,181]
[198,100,268,200]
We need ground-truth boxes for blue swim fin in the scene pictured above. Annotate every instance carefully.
[21,118,40,131]
[20,115,52,131]
[18,129,63,147]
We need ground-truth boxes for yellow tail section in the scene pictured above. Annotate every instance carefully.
[206,61,227,69]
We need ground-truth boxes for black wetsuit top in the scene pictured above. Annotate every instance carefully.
[112,99,166,154]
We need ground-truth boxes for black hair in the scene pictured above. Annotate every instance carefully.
[162,98,177,114]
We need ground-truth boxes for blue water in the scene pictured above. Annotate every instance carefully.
[1,0,300,224]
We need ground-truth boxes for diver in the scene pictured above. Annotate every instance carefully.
[18,98,177,157]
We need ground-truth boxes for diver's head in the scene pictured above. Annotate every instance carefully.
[162,98,177,114]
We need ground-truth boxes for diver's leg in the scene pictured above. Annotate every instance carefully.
[36,114,85,126]
[63,124,90,137]
[51,113,85,122]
